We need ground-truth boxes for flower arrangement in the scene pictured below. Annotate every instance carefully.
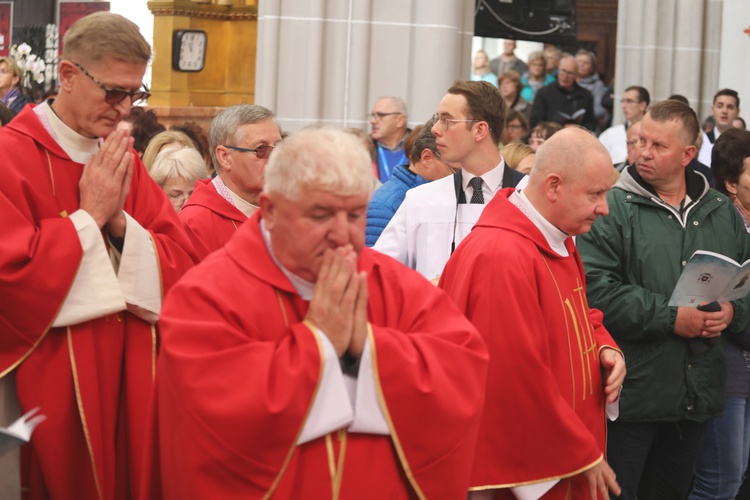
[10,43,46,93]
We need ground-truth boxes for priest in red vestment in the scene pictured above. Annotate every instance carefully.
[0,13,197,500]
[147,127,489,499]
[179,104,282,259]
[441,127,625,500]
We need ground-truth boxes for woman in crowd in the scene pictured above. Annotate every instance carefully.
[498,70,530,119]
[575,49,609,132]
[499,142,534,175]
[471,50,498,87]
[521,51,555,104]
[0,57,27,116]
[142,129,197,171]
[528,121,562,151]
[149,146,209,213]
[501,109,529,147]
[689,128,750,500]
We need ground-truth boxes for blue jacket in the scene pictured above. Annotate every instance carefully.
[366,165,427,247]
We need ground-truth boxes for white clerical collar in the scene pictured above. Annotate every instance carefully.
[211,175,258,218]
[462,160,506,198]
[260,218,315,300]
[36,102,100,164]
[509,189,570,256]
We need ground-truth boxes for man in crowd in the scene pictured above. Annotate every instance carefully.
[490,39,528,78]
[698,88,741,166]
[441,127,625,499]
[365,116,455,246]
[0,12,196,498]
[148,127,489,498]
[577,99,750,500]
[530,54,597,132]
[375,80,525,282]
[600,86,650,165]
[614,120,642,172]
[369,96,409,182]
[179,104,282,259]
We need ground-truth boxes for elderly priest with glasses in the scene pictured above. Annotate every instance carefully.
[179,104,283,259]
[0,12,197,499]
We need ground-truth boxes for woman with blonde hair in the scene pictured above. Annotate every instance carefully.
[141,129,197,171]
[499,142,534,175]
[471,50,498,87]
[149,146,208,213]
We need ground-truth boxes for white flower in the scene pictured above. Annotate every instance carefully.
[16,43,31,57]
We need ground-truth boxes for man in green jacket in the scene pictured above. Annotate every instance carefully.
[577,99,750,500]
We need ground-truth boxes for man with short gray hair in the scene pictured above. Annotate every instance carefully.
[180,103,282,259]
[150,127,488,498]
[369,96,409,182]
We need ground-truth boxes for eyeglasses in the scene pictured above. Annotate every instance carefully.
[433,113,481,131]
[224,144,275,160]
[368,112,401,121]
[72,62,150,105]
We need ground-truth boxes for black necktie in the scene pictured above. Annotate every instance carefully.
[469,177,484,204]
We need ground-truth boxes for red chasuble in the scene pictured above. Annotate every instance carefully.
[148,211,489,499]
[179,178,247,259]
[0,105,197,499]
[440,189,619,499]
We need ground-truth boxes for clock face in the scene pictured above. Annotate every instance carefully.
[172,30,207,72]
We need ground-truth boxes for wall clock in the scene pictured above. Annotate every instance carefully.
[172,30,207,72]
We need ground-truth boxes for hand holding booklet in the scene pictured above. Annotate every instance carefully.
[0,407,45,456]
[669,250,750,307]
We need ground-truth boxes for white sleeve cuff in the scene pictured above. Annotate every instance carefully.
[52,210,126,327]
[297,329,354,445]
[348,339,389,435]
[117,212,161,323]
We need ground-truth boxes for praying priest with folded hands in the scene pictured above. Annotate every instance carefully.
[146,127,489,499]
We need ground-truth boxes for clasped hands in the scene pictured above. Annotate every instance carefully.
[305,246,368,358]
[674,302,733,339]
[78,129,135,239]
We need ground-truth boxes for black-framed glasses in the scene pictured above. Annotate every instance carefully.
[368,112,401,121]
[72,62,150,105]
[433,113,481,131]
[224,144,275,160]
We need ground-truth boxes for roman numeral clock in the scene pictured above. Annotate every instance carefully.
[172,29,207,72]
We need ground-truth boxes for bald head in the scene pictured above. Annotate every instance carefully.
[525,127,613,236]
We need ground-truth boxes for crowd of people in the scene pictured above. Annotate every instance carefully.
[2,12,750,500]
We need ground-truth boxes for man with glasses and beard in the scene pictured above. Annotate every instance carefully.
[375,80,525,282]
[369,96,410,182]
[0,12,197,499]
[179,104,282,259]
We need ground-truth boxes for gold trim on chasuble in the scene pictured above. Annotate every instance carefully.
[0,149,85,378]
[263,289,327,499]
[67,327,105,500]
[540,254,597,407]
[465,254,607,491]
[368,324,427,500]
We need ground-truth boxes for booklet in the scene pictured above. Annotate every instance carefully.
[668,250,750,307]
[0,407,45,456]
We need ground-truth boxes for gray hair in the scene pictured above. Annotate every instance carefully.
[149,146,208,187]
[379,96,408,117]
[208,104,278,172]
[264,127,373,201]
